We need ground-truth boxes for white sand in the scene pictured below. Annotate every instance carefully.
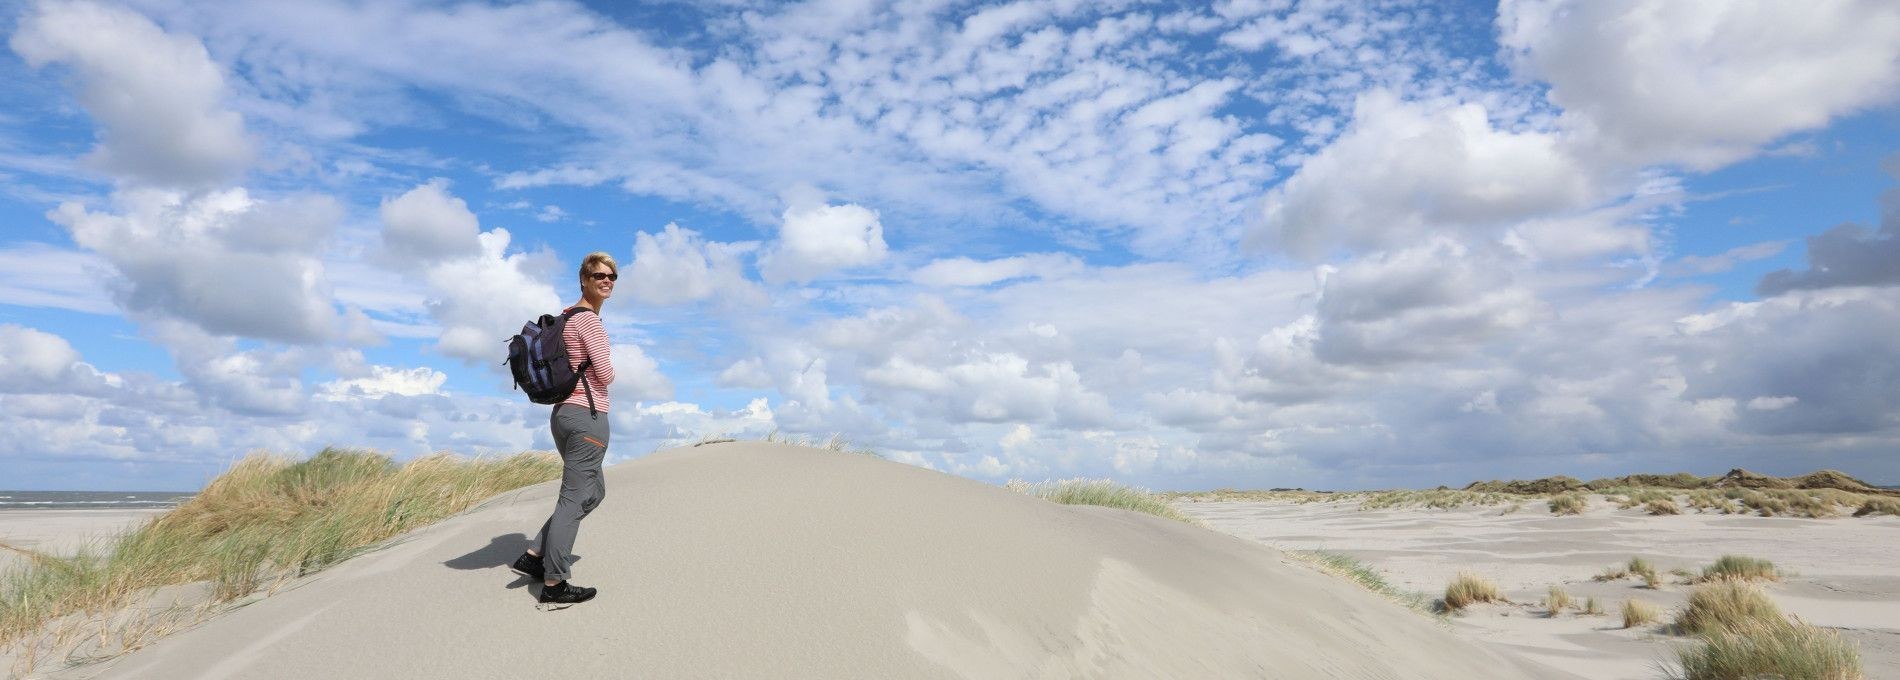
[0,509,167,574]
[1176,496,1900,679]
[44,442,1576,679]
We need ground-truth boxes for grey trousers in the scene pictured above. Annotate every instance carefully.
[533,404,608,581]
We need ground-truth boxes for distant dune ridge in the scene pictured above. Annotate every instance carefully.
[70,442,1571,679]
[1461,468,1895,496]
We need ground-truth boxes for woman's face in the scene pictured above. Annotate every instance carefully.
[584,265,616,301]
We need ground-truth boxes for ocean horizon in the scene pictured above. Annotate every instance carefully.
[0,490,197,510]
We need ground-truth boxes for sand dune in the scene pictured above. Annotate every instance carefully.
[58,442,1572,679]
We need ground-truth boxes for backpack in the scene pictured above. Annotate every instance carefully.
[505,308,595,415]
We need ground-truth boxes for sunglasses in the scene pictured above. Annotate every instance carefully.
[588,272,618,282]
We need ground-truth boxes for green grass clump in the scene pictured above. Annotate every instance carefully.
[1442,572,1502,611]
[0,448,561,651]
[1700,555,1779,583]
[1630,557,1659,584]
[1676,582,1784,636]
[1548,493,1587,515]
[1358,489,1513,511]
[1005,478,1198,525]
[1545,586,1573,616]
[1290,551,1429,612]
[1594,564,1630,581]
[1583,596,1604,616]
[1623,599,1662,628]
[1646,499,1683,515]
[1672,619,1863,680]
[1618,489,1673,509]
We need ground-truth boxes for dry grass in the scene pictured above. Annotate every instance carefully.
[1594,564,1630,582]
[1548,493,1588,515]
[1358,489,1514,511]
[1442,572,1502,611]
[1646,499,1683,515]
[1288,551,1430,613]
[0,448,561,668]
[1006,478,1199,525]
[1672,618,1863,680]
[1623,599,1662,628]
[1854,498,1900,517]
[1675,582,1785,636]
[1699,555,1779,583]
[1583,596,1604,616]
[1545,586,1573,616]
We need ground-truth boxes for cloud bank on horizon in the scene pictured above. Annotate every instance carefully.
[1,0,1897,491]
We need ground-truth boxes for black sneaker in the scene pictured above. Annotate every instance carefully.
[510,551,545,581]
[537,581,597,610]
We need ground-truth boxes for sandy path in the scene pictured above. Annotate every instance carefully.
[1176,496,1900,679]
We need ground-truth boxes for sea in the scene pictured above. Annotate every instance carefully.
[0,491,196,510]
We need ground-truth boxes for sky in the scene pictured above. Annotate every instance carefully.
[1,0,1898,492]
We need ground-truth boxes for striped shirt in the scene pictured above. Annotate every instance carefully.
[560,307,614,413]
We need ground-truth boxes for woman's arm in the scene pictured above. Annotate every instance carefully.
[575,311,615,385]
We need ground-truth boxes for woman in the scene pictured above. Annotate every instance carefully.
[513,252,617,608]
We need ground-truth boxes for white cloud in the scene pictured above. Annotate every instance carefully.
[759,197,888,283]
[609,343,673,402]
[420,227,562,364]
[1312,240,1543,365]
[317,365,446,401]
[380,179,481,263]
[623,223,761,306]
[49,187,345,344]
[910,253,1083,287]
[1250,91,1596,259]
[1499,0,1900,170]
[0,324,86,392]
[0,242,117,314]
[10,0,252,187]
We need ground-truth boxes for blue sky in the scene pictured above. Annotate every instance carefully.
[2,0,1898,491]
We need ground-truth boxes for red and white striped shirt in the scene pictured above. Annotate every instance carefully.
[560,307,613,413]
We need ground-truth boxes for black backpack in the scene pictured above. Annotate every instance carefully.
[505,308,595,415]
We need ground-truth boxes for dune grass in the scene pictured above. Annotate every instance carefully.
[1623,599,1662,628]
[1853,498,1900,517]
[1357,489,1514,511]
[0,448,561,653]
[1594,564,1630,581]
[1545,586,1573,616]
[1646,499,1683,515]
[1672,618,1863,680]
[1675,581,1784,636]
[1442,572,1502,611]
[1289,551,1430,612]
[1583,596,1604,616]
[1629,556,1661,588]
[1005,478,1199,525]
[1699,554,1779,583]
[1548,493,1588,515]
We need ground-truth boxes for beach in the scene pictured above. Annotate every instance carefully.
[0,509,168,575]
[1176,496,1900,679]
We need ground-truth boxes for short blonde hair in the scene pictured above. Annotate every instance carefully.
[578,251,618,285]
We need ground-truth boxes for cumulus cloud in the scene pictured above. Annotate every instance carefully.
[609,343,674,402]
[0,324,90,392]
[1250,91,1596,259]
[10,0,253,187]
[316,365,446,401]
[1312,240,1543,365]
[623,223,760,306]
[1499,0,1900,170]
[420,228,562,363]
[49,187,346,344]
[759,195,888,284]
[380,179,481,263]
